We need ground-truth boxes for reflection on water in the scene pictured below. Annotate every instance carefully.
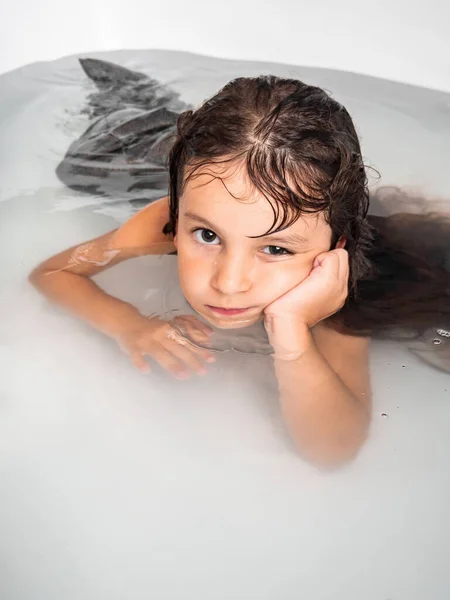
[2,49,450,600]
[160,277,274,355]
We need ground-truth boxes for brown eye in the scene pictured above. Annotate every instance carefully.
[193,228,219,245]
[263,245,291,256]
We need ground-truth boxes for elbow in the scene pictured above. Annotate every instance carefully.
[28,265,49,292]
[28,268,38,287]
[302,441,365,471]
[28,266,42,289]
[291,419,371,471]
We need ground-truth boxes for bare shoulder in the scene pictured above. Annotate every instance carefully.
[312,322,372,407]
[29,196,174,280]
[112,196,174,251]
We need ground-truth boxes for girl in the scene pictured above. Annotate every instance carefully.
[29,75,450,468]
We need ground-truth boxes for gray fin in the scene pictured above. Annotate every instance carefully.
[79,58,147,89]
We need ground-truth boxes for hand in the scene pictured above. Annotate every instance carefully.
[116,315,216,379]
[264,249,349,357]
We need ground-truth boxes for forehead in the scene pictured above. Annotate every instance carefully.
[180,161,329,239]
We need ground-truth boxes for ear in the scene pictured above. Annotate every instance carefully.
[173,234,178,248]
[335,236,347,250]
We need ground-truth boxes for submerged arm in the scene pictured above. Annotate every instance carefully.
[272,320,371,469]
[29,196,215,377]
[29,197,174,338]
[264,248,371,469]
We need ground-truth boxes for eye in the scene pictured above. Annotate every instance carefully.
[193,228,220,245]
[262,245,292,256]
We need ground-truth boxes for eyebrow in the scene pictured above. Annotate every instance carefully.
[183,212,311,248]
[262,232,311,247]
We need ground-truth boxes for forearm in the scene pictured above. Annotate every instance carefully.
[272,325,370,468]
[29,271,147,338]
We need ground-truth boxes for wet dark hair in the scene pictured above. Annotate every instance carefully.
[164,76,374,291]
[338,190,450,337]
[164,76,450,338]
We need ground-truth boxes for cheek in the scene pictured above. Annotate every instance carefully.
[176,239,209,290]
[261,260,313,303]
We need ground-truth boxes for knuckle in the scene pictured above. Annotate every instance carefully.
[161,356,183,375]
[181,346,202,365]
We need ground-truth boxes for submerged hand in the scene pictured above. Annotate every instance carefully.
[264,249,349,357]
[116,315,216,379]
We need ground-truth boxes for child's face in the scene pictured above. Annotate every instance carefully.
[174,162,333,329]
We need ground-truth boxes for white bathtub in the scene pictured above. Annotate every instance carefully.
[1,0,450,91]
[1,4,450,600]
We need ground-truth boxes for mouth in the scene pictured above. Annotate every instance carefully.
[206,305,252,316]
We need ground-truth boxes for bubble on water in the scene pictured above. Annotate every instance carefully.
[437,329,450,337]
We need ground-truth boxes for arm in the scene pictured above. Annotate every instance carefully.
[272,321,371,469]
[264,248,372,469]
[29,196,175,339]
[29,196,217,377]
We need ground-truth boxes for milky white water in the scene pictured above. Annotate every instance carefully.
[1,49,450,600]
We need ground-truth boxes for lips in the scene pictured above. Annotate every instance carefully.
[207,305,251,316]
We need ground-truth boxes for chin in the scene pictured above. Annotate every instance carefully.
[202,312,263,330]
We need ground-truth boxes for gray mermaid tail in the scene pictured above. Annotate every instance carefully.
[56,58,190,200]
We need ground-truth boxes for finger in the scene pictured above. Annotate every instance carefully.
[130,351,151,373]
[337,249,349,284]
[174,316,214,341]
[151,347,193,379]
[166,323,216,361]
[321,249,347,279]
[164,332,216,371]
[334,250,349,301]
[335,247,349,271]
[166,342,212,375]
[187,343,217,364]
[313,250,337,269]
[181,321,213,344]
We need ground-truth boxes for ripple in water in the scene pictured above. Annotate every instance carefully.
[160,279,274,355]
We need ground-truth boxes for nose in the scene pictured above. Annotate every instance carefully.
[211,248,254,296]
